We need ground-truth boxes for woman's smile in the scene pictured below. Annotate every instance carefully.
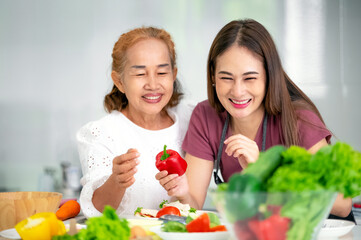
[142,93,163,103]
[229,98,252,108]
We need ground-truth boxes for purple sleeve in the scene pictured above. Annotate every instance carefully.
[297,110,332,149]
[182,103,216,161]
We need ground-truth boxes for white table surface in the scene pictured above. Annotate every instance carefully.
[1,215,360,240]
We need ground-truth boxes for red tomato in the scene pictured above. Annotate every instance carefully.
[156,206,181,218]
[248,214,290,240]
[353,203,361,208]
[234,220,256,240]
[209,225,227,232]
[186,213,210,232]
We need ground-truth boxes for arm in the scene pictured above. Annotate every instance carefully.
[308,138,353,218]
[92,149,139,212]
[181,153,214,209]
[156,152,214,210]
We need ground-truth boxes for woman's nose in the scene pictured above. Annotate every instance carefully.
[231,79,245,96]
[146,74,159,89]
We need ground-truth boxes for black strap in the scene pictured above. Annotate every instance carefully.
[214,112,268,185]
[262,112,268,152]
[213,112,230,184]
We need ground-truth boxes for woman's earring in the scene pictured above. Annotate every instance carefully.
[212,83,215,87]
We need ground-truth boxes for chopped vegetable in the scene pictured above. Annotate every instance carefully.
[185,213,210,233]
[134,207,142,215]
[248,213,290,240]
[156,206,181,218]
[207,212,221,228]
[162,221,187,232]
[15,212,66,240]
[161,212,226,233]
[189,207,197,213]
[155,145,187,176]
[163,200,193,216]
[209,225,227,232]
[159,200,169,209]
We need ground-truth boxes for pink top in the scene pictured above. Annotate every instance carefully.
[182,100,331,182]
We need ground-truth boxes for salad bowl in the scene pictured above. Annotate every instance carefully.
[210,190,337,240]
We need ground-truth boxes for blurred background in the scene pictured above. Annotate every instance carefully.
[0,0,360,199]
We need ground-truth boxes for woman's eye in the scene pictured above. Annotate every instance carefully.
[245,77,256,81]
[136,73,145,76]
[158,72,168,75]
[220,77,233,80]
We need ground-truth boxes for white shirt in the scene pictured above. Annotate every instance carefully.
[76,100,195,218]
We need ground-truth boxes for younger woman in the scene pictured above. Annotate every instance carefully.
[156,19,352,220]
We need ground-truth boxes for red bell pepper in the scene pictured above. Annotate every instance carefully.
[248,214,290,240]
[155,145,187,176]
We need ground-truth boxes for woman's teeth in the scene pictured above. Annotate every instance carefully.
[231,99,250,104]
[144,95,161,100]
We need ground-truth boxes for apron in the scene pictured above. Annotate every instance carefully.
[213,112,268,185]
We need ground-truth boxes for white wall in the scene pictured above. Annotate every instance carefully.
[1,0,360,193]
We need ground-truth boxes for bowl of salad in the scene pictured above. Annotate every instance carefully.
[210,190,336,240]
[210,142,361,240]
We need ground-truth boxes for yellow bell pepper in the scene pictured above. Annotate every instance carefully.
[15,212,66,240]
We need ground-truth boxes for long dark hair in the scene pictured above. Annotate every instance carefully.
[207,19,327,146]
[104,26,183,112]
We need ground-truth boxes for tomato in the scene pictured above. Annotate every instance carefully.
[353,203,361,208]
[209,225,227,232]
[186,213,210,232]
[234,220,256,240]
[156,206,181,218]
[248,214,290,240]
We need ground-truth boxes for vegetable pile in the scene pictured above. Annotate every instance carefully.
[134,200,197,218]
[162,212,227,233]
[216,142,361,240]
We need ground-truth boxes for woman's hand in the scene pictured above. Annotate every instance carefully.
[224,134,260,169]
[111,148,140,188]
[155,171,189,198]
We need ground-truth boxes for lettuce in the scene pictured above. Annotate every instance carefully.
[267,142,361,198]
[53,206,130,240]
[265,142,361,240]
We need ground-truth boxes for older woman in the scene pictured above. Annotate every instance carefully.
[77,27,194,217]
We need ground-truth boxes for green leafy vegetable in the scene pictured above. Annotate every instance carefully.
[189,207,196,213]
[159,200,169,209]
[134,207,142,215]
[53,206,130,240]
[207,212,221,228]
[267,142,361,197]
[162,221,187,232]
[217,142,361,240]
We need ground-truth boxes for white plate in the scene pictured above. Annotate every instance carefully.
[317,219,355,238]
[0,228,21,240]
[150,226,229,240]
